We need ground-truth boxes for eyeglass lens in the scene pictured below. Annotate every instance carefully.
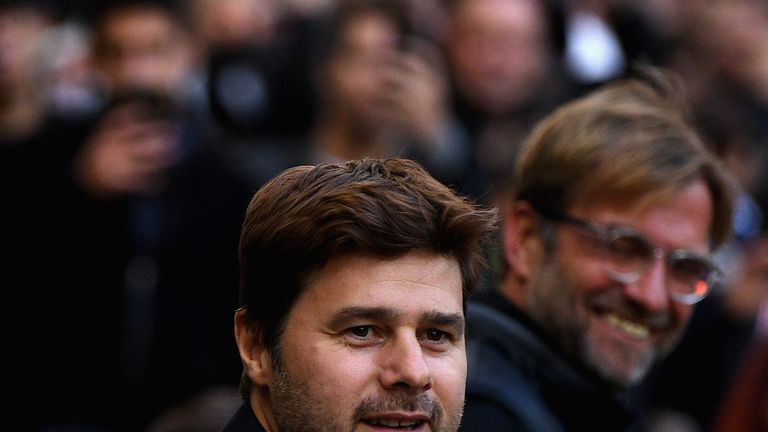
[604,230,715,300]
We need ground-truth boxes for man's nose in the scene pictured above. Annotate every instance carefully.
[623,253,671,312]
[379,332,432,393]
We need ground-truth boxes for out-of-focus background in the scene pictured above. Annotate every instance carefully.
[2,0,765,430]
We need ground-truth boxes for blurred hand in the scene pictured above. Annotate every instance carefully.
[76,102,182,198]
[384,38,449,142]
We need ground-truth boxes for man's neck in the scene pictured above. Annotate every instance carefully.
[250,392,279,432]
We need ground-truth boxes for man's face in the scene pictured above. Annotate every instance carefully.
[0,7,50,101]
[448,0,550,115]
[326,12,400,130]
[267,251,466,432]
[96,7,194,94]
[525,180,714,387]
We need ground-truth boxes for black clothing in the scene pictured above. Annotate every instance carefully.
[460,290,638,431]
[223,403,267,432]
[636,293,760,431]
[5,107,252,430]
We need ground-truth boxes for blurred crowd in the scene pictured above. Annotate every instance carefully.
[2,0,766,430]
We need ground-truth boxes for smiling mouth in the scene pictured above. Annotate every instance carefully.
[602,312,650,339]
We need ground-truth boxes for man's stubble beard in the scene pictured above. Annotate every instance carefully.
[268,348,462,432]
[524,253,666,389]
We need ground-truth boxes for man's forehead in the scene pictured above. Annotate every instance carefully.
[292,252,465,319]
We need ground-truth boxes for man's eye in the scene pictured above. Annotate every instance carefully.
[425,329,448,342]
[349,326,373,338]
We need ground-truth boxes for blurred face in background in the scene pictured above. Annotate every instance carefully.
[447,0,551,115]
[324,10,401,131]
[95,6,196,95]
[688,0,768,78]
[0,6,51,103]
[192,0,280,49]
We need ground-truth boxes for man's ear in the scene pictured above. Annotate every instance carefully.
[503,201,542,282]
[235,309,273,386]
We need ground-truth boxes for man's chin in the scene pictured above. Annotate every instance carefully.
[584,339,656,389]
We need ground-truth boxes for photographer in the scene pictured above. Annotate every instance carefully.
[27,1,252,429]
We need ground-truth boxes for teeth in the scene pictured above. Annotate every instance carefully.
[369,419,420,428]
[604,313,650,339]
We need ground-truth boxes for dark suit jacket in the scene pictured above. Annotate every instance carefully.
[223,403,267,432]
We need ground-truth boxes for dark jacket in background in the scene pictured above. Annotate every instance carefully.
[460,290,638,432]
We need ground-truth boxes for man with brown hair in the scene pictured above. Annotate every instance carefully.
[226,158,497,432]
[460,70,736,431]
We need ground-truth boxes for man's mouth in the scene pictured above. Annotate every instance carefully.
[364,418,425,429]
[362,413,430,430]
[602,312,650,339]
[355,394,438,430]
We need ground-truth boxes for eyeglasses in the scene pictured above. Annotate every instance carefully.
[531,204,720,305]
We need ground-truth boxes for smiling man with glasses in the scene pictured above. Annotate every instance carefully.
[459,68,736,432]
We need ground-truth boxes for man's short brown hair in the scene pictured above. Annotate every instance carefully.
[513,68,735,248]
[237,158,497,397]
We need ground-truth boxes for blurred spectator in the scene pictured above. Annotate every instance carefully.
[204,0,472,190]
[204,0,467,188]
[0,0,93,144]
[633,5,768,429]
[446,0,558,117]
[15,1,253,430]
[305,0,468,185]
[80,0,213,199]
[686,0,768,102]
[198,0,318,187]
[89,0,200,99]
[1,2,91,267]
[443,0,575,203]
[191,0,281,50]
[676,0,768,215]
[0,1,55,141]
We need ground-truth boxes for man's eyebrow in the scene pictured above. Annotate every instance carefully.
[327,307,465,334]
[422,311,465,336]
[328,307,402,328]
